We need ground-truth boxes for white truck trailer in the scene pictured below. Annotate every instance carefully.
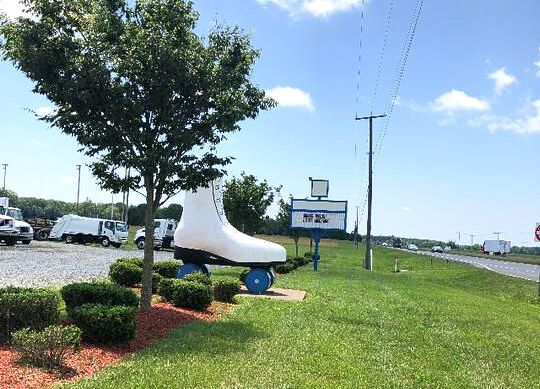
[482,240,511,255]
[134,219,177,250]
[49,214,128,248]
[0,197,33,244]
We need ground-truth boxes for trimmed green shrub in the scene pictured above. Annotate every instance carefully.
[286,259,298,270]
[12,325,81,369]
[293,256,308,267]
[157,278,178,302]
[275,263,295,274]
[171,281,213,311]
[239,269,250,284]
[116,257,144,268]
[153,261,181,279]
[213,278,240,303]
[183,272,213,286]
[69,304,136,344]
[0,287,60,344]
[109,261,143,287]
[61,282,139,311]
[152,272,163,294]
[304,252,313,259]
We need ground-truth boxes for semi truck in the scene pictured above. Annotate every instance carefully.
[49,214,128,248]
[482,240,511,255]
[134,219,177,250]
[0,197,33,244]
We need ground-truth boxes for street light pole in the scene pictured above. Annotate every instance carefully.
[1,164,7,190]
[493,231,503,241]
[76,165,81,214]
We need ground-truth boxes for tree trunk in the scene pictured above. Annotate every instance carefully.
[295,237,299,257]
[140,183,155,311]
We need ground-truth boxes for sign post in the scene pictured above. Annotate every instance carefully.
[290,179,347,271]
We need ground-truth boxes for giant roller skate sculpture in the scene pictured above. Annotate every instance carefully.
[174,179,286,294]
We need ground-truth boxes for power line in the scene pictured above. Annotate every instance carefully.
[370,0,395,112]
[374,0,425,165]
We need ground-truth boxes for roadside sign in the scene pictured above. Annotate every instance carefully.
[290,199,347,231]
[535,223,540,242]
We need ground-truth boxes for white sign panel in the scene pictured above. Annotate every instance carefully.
[290,199,347,231]
[311,179,329,198]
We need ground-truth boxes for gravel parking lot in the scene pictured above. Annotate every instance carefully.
[0,241,175,288]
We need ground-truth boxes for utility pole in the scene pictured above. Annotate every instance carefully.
[111,193,114,220]
[469,234,476,246]
[76,165,81,214]
[1,164,7,190]
[456,231,461,251]
[355,113,386,270]
[493,231,503,241]
[354,205,359,250]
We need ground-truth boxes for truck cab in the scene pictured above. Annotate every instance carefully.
[0,198,33,244]
[134,219,177,250]
[0,214,19,246]
[98,220,128,248]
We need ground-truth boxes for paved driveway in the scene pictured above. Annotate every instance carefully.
[0,241,174,287]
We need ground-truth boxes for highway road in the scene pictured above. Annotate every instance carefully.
[415,250,540,282]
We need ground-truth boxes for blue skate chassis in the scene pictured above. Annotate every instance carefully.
[174,246,286,269]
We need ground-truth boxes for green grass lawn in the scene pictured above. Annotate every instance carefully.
[64,240,539,389]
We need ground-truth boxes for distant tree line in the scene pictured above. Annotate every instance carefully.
[0,188,182,225]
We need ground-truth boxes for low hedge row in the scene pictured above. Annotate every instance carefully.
[108,258,180,289]
[0,287,60,344]
[158,278,213,311]
[68,304,136,344]
[275,255,312,275]
[61,282,139,311]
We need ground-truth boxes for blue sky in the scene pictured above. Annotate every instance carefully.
[0,0,539,246]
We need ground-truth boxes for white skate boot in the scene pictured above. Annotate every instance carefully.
[174,178,286,294]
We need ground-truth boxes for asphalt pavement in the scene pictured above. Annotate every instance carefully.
[415,250,540,282]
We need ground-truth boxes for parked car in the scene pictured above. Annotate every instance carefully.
[382,242,389,247]
[443,246,452,252]
[408,244,418,251]
[432,246,444,253]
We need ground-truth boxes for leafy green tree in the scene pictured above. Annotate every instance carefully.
[0,189,18,206]
[223,173,280,236]
[276,198,301,257]
[155,203,183,221]
[1,0,273,310]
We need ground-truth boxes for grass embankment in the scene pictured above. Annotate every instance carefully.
[66,239,539,388]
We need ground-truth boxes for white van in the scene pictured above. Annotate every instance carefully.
[0,214,19,246]
[49,214,128,247]
[134,219,177,250]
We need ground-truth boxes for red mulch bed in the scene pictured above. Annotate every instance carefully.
[0,301,230,389]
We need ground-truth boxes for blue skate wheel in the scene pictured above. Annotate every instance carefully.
[268,269,276,286]
[177,263,201,279]
[201,264,211,276]
[245,268,272,295]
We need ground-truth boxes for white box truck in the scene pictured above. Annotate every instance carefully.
[482,240,511,255]
[0,197,33,244]
[49,214,128,248]
[134,219,177,250]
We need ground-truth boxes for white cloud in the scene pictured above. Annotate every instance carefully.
[534,60,540,77]
[266,86,314,111]
[466,100,540,135]
[0,0,26,18]
[431,90,490,113]
[256,0,364,18]
[488,67,517,95]
[35,106,54,117]
[401,206,411,212]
